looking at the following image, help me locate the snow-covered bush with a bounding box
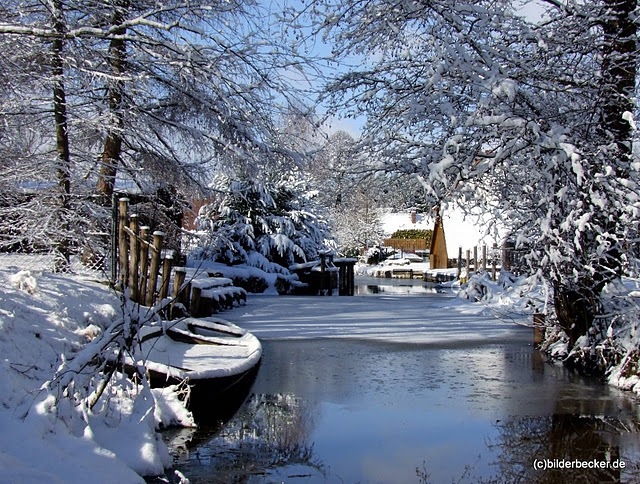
[35,298,195,476]
[194,173,335,276]
[0,269,195,481]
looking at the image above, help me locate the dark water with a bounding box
[158,281,640,483]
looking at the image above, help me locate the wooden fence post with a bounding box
[118,198,129,286]
[191,286,202,317]
[466,249,471,280]
[473,246,478,275]
[457,246,462,279]
[482,245,487,272]
[348,262,354,296]
[492,243,498,281]
[319,253,326,295]
[158,251,173,303]
[327,253,334,296]
[533,313,545,345]
[170,267,187,319]
[138,226,150,303]
[128,214,139,303]
[146,231,164,307]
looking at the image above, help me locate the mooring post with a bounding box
[319,253,326,296]
[348,262,354,296]
[533,313,545,345]
[170,267,186,319]
[128,214,139,303]
[118,198,129,287]
[191,286,202,318]
[328,253,334,296]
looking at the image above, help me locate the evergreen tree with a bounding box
[195,171,334,274]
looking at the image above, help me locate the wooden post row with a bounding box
[117,198,178,307]
[146,231,164,307]
[118,198,129,286]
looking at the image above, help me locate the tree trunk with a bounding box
[553,284,597,348]
[96,3,128,200]
[555,0,637,348]
[594,0,636,286]
[601,0,636,156]
[51,0,71,272]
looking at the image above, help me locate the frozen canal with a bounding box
[158,279,640,483]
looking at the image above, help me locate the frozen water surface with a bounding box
[157,281,640,483]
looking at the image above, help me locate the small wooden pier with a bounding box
[289,253,357,296]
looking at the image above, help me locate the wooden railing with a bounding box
[116,197,246,318]
[117,197,173,306]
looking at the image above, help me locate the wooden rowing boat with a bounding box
[133,317,262,419]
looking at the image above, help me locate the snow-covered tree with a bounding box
[0,0,312,269]
[308,131,388,254]
[316,0,640,359]
[195,170,334,275]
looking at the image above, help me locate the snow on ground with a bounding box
[0,258,637,482]
[0,267,193,483]
[0,260,537,482]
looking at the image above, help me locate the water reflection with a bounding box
[153,310,640,484]
[163,397,640,484]
[356,284,440,296]
[418,414,640,483]
[160,393,324,483]
[355,277,442,296]
[490,415,640,483]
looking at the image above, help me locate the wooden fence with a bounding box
[116,197,174,306]
[454,243,526,281]
[383,238,428,253]
[116,197,246,318]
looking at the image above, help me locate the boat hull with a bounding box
[134,317,262,421]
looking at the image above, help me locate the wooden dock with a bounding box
[289,253,357,296]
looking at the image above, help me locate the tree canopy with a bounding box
[315,0,640,359]
[0,0,313,268]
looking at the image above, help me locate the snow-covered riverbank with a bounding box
[1,266,638,482]
[0,269,192,483]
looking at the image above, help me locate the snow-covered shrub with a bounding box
[195,173,334,275]
[35,297,194,477]
[231,274,270,294]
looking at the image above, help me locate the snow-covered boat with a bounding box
[134,317,262,418]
